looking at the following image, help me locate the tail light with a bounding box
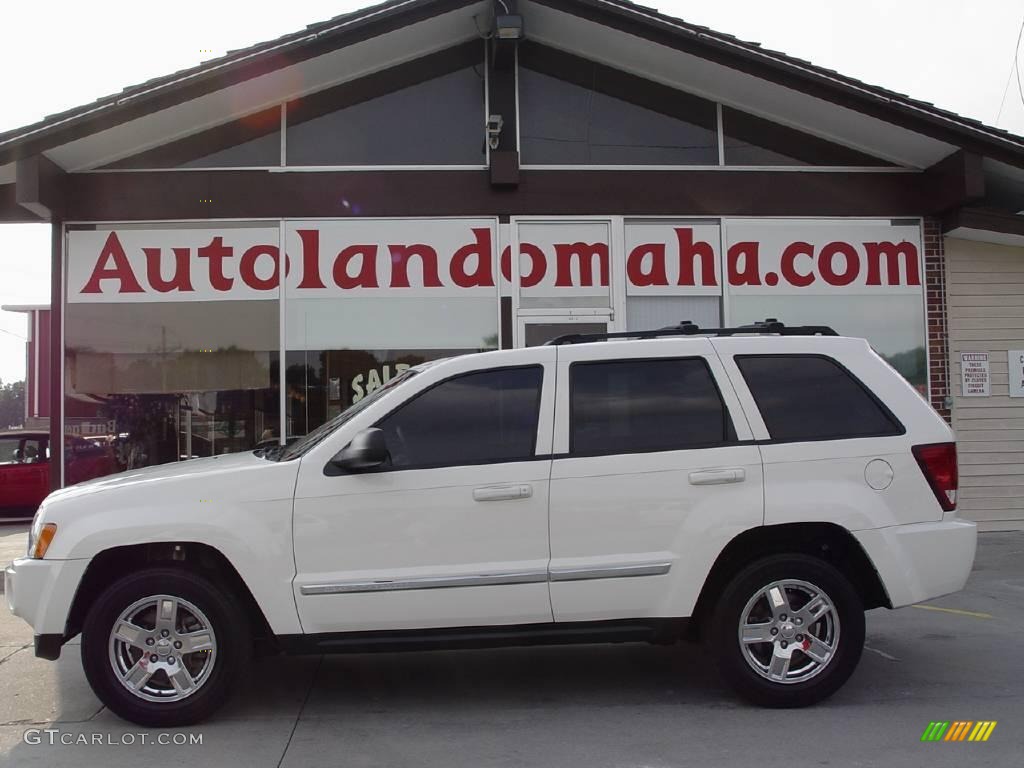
[912,442,958,513]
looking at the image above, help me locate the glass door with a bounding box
[509,217,619,347]
[519,318,609,347]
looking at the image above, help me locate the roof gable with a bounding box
[0,0,1022,173]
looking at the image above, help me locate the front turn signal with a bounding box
[33,524,57,559]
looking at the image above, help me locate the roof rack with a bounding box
[545,318,839,346]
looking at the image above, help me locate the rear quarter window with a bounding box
[736,354,902,442]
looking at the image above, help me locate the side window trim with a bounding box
[363,364,547,473]
[735,353,906,443]
[566,355,738,458]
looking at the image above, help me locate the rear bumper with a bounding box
[5,556,89,651]
[854,518,977,608]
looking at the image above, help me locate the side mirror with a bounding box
[330,428,388,471]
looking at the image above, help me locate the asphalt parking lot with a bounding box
[0,522,1020,768]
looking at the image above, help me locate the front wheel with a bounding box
[81,567,249,726]
[709,554,865,707]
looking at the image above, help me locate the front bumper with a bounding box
[854,517,977,608]
[5,556,90,657]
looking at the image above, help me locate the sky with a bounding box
[2,0,1024,383]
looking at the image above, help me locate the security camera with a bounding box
[486,114,504,150]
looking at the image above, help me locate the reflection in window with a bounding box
[727,294,927,392]
[570,358,734,454]
[738,355,901,441]
[285,348,485,439]
[285,295,499,438]
[519,68,719,165]
[722,107,893,166]
[103,107,282,169]
[376,366,543,469]
[64,299,280,476]
[286,66,485,166]
[179,131,281,168]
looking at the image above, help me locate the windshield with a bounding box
[273,368,419,461]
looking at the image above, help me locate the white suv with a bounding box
[5,323,976,726]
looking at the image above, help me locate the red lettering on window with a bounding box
[388,244,442,288]
[865,241,920,286]
[676,228,717,286]
[818,241,859,286]
[554,243,608,287]
[295,229,326,289]
[727,242,761,286]
[626,244,668,287]
[779,241,815,287]
[197,236,234,291]
[81,232,144,294]
[500,244,546,288]
[143,247,194,293]
[333,245,379,289]
[451,228,494,288]
[240,245,280,291]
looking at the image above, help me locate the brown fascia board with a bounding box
[0,183,45,222]
[0,0,477,167]
[534,0,1024,169]
[921,150,985,214]
[943,207,1024,237]
[15,155,66,220]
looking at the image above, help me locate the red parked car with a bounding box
[0,431,116,520]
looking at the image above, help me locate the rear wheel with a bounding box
[709,554,864,707]
[81,567,249,726]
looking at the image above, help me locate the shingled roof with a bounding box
[2,0,1023,167]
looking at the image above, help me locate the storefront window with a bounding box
[623,220,723,331]
[518,44,719,166]
[722,107,893,167]
[723,220,927,392]
[283,220,500,437]
[64,225,281,481]
[286,56,485,166]
[519,67,719,166]
[103,107,282,169]
[728,295,927,389]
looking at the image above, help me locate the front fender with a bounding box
[41,458,302,635]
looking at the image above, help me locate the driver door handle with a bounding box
[473,484,533,502]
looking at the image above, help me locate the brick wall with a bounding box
[924,218,950,422]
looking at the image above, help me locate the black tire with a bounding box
[708,554,864,708]
[81,567,250,726]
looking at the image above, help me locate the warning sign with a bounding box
[960,352,991,397]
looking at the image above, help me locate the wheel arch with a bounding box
[65,542,276,650]
[689,522,891,638]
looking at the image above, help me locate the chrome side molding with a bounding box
[548,562,672,582]
[300,571,547,595]
[300,561,672,595]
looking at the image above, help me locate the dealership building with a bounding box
[3,0,1024,529]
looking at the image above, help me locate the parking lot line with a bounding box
[911,605,993,619]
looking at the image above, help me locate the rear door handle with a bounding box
[688,468,746,486]
[473,484,533,502]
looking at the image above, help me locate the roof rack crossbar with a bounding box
[544,318,838,345]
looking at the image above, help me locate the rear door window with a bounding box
[736,355,902,441]
[569,358,735,455]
